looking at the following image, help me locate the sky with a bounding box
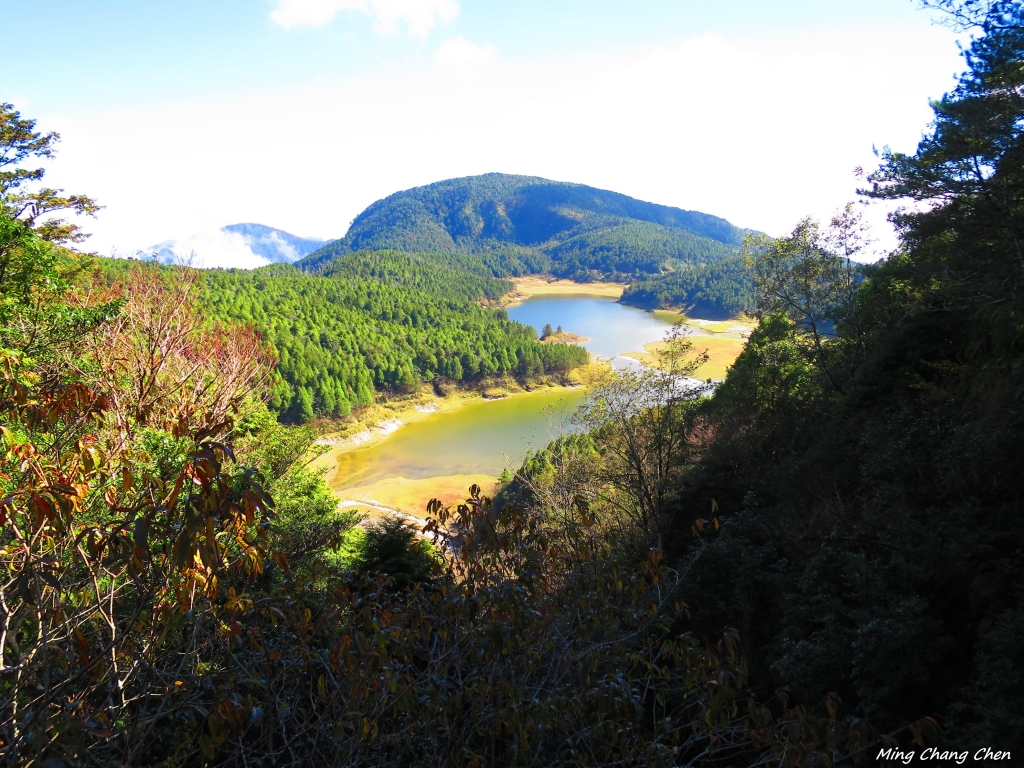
[2,0,966,260]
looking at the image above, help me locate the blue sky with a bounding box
[3,1,964,257]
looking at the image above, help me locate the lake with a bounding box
[332,295,684,495]
[334,388,587,488]
[506,293,709,369]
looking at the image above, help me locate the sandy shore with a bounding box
[622,335,747,381]
[337,473,500,520]
[500,276,627,307]
[619,314,754,380]
[652,310,756,337]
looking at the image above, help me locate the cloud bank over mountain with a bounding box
[145,224,326,269]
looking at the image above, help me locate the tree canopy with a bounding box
[0,102,100,244]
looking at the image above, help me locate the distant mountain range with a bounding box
[146,223,326,270]
[298,173,752,282]
[140,175,755,316]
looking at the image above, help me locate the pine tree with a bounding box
[296,386,314,423]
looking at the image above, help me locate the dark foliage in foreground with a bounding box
[664,1,1024,751]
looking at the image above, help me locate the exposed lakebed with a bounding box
[327,294,721,516]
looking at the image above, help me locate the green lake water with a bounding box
[335,389,587,487]
[335,295,689,487]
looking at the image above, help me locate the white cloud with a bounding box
[265,231,301,262]
[143,229,272,270]
[372,0,458,39]
[270,0,458,39]
[433,36,498,68]
[44,23,961,259]
[270,0,364,29]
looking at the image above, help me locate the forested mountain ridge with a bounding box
[298,173,752,285]
[92,247,589,424]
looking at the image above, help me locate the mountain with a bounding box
[148,223,326,270]
[298,174,752,282]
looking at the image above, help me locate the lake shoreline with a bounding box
[315,383,598,518]
[337,473,501,521]
[312,288,755,516]
[310,358,610,475]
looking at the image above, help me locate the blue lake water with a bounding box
[506,294,705,369]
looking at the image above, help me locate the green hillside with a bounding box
[97,250,589,423]
[299,173,751,284]
[200,253,588,422]
[620,255,756,319]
